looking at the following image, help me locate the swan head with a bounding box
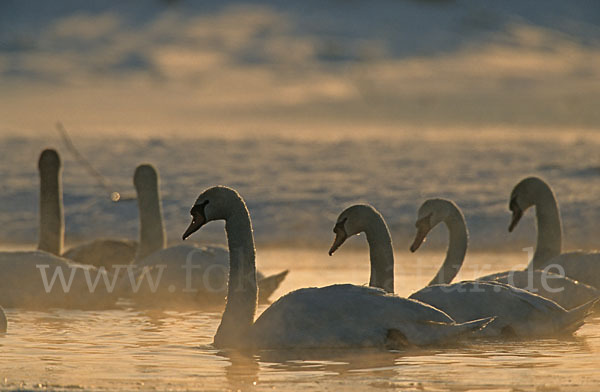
[182,186,244,240]
[410,199,457,252]
[38,149,61,172]
[508,177,549,232]
[328,204,381,256]
[134,164,158,191]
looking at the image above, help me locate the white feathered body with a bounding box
[63,238,138,269]
[531,251,600,290]
[126,244,284,307]
[410,281,595,337]
[250,284,491,349]
[0,251,118,309]
[478,270,599,310]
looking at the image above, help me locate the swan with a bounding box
[47,154,286,304]
[411,196,599,309]
[329,201,597,337]
[407,199,597,335]
[125,165,287,306]
[0,149,118,309]
[182,186,493,349]
[501,176,600,289]
[35,149,137,268]
[328,204,394,293]
[0,306,6,332]
[61,163,164,268]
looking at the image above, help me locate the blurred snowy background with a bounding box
[0,1,599,256]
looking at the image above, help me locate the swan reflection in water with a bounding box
[220,351,259,391]
[218,333,594,390]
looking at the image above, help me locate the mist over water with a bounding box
[0,131,598,255]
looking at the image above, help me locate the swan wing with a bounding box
[480,270,599,310]
[0,251,117,309]
[537,252,600,289]
[410,281,587,336]
[63,238,138,269]
[250,284,489,349]
[130,244,286,306]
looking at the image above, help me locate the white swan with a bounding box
[126,165,287,307]
[0,150,118,309]
[182,186,492,349]
[52,157,286,304]
[0,306,6,332]
[407,199,597,336]
[35,149,137,268]
[410,196,599,309]
[328,204,394,293]
[61,163,164,268]
[502,176,600,289]
[329,201,596,337]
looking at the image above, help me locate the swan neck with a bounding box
[215,206,257,348]
[38,165,63,255]
[135,180,166,261]
[531,189,562,268]
[365,215,394,293]
[427,211,466,286]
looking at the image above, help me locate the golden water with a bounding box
[1,249,599,391]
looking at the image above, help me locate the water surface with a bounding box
[1,250,599,391]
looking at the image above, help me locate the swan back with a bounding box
[410,281,586,337]
[129,244,230,307]
[478,269,600,310]
[0,251,118,309]
[541,251,600,291]
[63,238,138,269]
[127,243,286,307]
[251,284,489,348]
[37,149,64,256]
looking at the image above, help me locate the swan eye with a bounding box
[333,217,347,233]
[190,200,209,217]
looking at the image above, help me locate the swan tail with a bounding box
[257,270,289,304]
[560,297,600,334]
